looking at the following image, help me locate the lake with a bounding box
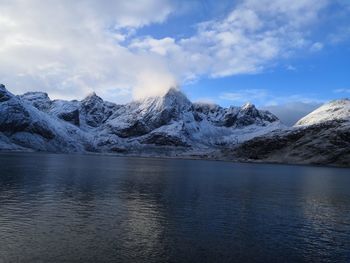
[0,152,349,262]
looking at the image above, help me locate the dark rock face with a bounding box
[57,109,80,126]
[0,99,31,134]
[30,121,55,140]
[232,129,305,159]
[111,120,150,138]
[223,112,238,127]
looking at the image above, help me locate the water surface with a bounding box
[0,153,349,262]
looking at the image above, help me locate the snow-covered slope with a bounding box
[295,99,350,126]
[1,85,93,152]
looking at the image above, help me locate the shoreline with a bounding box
[1,149,349,170]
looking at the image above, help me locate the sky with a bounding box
[0,0,350,125]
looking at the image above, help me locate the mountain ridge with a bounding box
[1,84,349,167]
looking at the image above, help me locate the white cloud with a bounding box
[0,0,347,102]
[131,0,332,82]
[132,69,177,99]
[0,0,175,101]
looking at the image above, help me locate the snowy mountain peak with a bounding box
[161,87,191,109]
[82,91,103,102]
[134,87,191,114]
[241,102,255,110]
[295,98,350,126]
[163,87,183,97]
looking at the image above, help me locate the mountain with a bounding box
[1,84,349,167]
[0,85,282,155]
[0,84,93,152]
[229,99,350,167]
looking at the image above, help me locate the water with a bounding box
[0,153,349,263]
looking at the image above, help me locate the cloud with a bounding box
[131,0,332,82]
[0,0,348,102]
[0,0,175,101]
[132,69,177,99]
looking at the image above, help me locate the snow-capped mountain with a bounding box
[0,84,282,155]
[1,84,349,166]
[230,99,350,167]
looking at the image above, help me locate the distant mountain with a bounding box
[230,99,350,167]
[1,84,349,167]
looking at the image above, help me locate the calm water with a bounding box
[0,153,349,263]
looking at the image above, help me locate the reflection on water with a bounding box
[0,152,349,263]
